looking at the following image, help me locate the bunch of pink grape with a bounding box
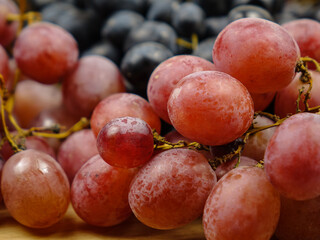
[1,1,320,240]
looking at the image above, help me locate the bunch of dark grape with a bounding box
[0,1,320,240]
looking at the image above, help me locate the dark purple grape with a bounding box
[146,0,180,24]
[81,40,122,66]
[228,4,274,23]
[101,10,144,48]
[120,41,173,94]
[204,16,229,37]
[171,2,206,38]
[124,21,178,54]
[192,37,216,62]
[231,0,285,14]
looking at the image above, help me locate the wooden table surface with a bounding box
[0,205,206,240]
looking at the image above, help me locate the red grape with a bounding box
[265,112,320,200]
[167,71,254,146]
[57,129,98,182]
[0,135,56,161]
[97,117,154,168]
[1,149,70,228]
[147,55,216,123]
[242,115,276,161]
[13,22,79,84]
[91,93,161,137]
[282,19,320,69]
[203,166,280,240]
[13,79,62,128]
[71,154,138,227]
[214,156,258,180]
[129,149,216,230]
[213,18,300,93]
[250,91,275,112]
[275,70,320,118]
[0,0,19,47]
[62,55,125,118]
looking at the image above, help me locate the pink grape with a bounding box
[250,91,275,111]
[62,55,125,118]
[13,79,62,128]
[167,70,254,146]
[57,129,98,182]
[275,195,320,240]
[275,70,320,118]
[203,166,280,240]
[213,18,300,93]
[97,117,154,168]
[0,135,56,161]
[265,112,320,200]
[13,22,79,84]
[0,0,19,47]
[147,55,216,123]
[282,19,320,69]
[128,149,217,230]
[1,149,70,228]
[71,154,138,227]
[214,156,258,180]
[91,92,161,137]
[242,115,277,161]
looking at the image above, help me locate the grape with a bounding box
[97,117,154,168]
[167,70,254,146]
[212,18,300,93]
[0,0,19,47]
[275,70,320,118]
[1,149,70,228]
[264,112,320,200]
[0,135,56,161]
[147,55,216,123]
[214,156,258,180]
[242,115,277,161]
[71,154,138,227]
[282,19,320,69]
[91,92,161,137]
[203,166,280,240]
[13,22,79,84]
[57,129,98,182]
[13,79,62,128]
[0,44,10,86]
[0,157,4,205]
[250,91,275,112]
[128,149,216,230]
[275,195,320,240]
[62,55,125,118]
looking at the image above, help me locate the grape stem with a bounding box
[176,33,198,50]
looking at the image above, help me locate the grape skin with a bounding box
[203,166,280,240]
[71,154,138,227]
[13,22,79,84]
[128,149,217,230]
[1,149,70,228]
[265,112,320,200]
[212,18,300,93]
[167,70,254,146]
[97,117,154,168]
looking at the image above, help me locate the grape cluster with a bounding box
[0,1,320,240]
